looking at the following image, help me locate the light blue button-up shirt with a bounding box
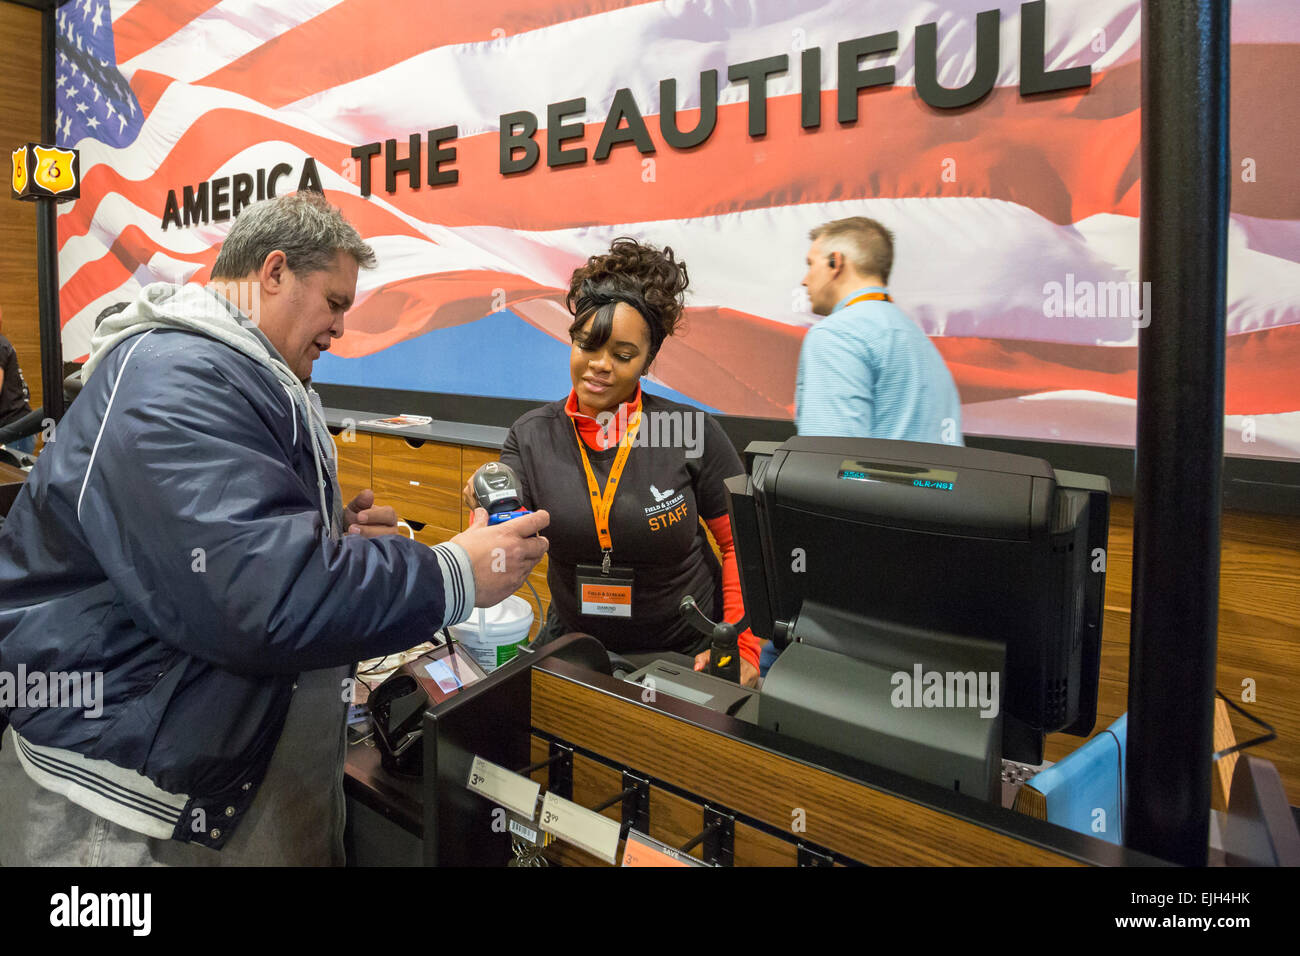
[795,287,964,444]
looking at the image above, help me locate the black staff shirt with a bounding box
[501,392,745,656]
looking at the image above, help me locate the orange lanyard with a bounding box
[571,398,644,572]
[845,291,892,306]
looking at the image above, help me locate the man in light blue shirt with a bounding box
[762,219,963,677]
[795,217,963,445]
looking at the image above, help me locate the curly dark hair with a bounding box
[565,237,689,364]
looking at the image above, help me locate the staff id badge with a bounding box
[576,563,635,618]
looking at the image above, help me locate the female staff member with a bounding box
[467,238,759,685]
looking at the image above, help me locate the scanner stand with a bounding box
[758,600,1005,803]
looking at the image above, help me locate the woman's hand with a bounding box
[694,650,759,688]
[343,489,403,538]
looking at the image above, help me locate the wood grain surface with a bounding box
[0,4,44,413]
[531,667,1085,866]
[330,431,372,504]
[1045,497,1300,807]
[526,735,800,866]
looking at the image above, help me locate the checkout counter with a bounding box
[340,634,1175,868]
[338,430,1168,867]
[343,635,1159,867]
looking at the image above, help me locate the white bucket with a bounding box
[448,595,535,673]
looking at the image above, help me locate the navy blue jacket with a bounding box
[0,329,472,848]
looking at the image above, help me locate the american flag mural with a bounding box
[56,0,1300,457]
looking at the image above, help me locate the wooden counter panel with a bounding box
[0,3,44,413]
[1047,588,1298,805]
[526,737,810,867]
[1218,542,1300,625]
[412,522,465,553]
[371,435,461,530]
[531,669,1083,866]
[643,779,800,867]
[331,432,372,502]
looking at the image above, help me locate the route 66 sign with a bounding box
[11,143,80,201]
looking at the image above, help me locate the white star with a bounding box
[68,61,79,78]
[127,99,136,117]
[104,101,116,120]
[63,115,72,138]
[81,73,90,88]
[56,74,67,87]
[65,85,77,99]
[81,0,91,18]
[76,102,89,114]
[117,114,127,134]
[91,5,104,34]
[86,116,100,130]
[58,50,67,65]
[92,86,101,103]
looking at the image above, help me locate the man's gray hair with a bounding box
[211,191,376,280]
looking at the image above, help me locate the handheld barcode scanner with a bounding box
[471,461,532,525]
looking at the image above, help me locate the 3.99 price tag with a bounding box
[538,791,622,864]
[465,756,540,818]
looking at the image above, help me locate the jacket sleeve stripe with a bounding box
[431,542,475,628]
[280,383,298,446]
[76,330,155,523]
[14,733,184,839]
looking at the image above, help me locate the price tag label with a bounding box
[466,756,540,818]
[621,829,710,867]
[538,792,622,864]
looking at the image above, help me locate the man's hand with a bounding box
[451,508,550,608]
[694,650,760,688]
[344,489,403,538]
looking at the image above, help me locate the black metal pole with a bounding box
[1126,1,1230,866]
[36,2,65,424]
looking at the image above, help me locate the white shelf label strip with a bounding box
[466,755,541,819]
[538,791,622,864]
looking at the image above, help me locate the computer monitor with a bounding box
[725,437,1109,803]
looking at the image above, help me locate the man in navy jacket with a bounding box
[0,192,549,864]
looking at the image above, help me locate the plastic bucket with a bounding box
[448,595,535,673]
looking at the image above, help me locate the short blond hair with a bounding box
[809,217,894,284]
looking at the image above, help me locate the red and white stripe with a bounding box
[60,0,1300,452]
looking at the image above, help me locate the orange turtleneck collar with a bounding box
[564,385,642,451]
